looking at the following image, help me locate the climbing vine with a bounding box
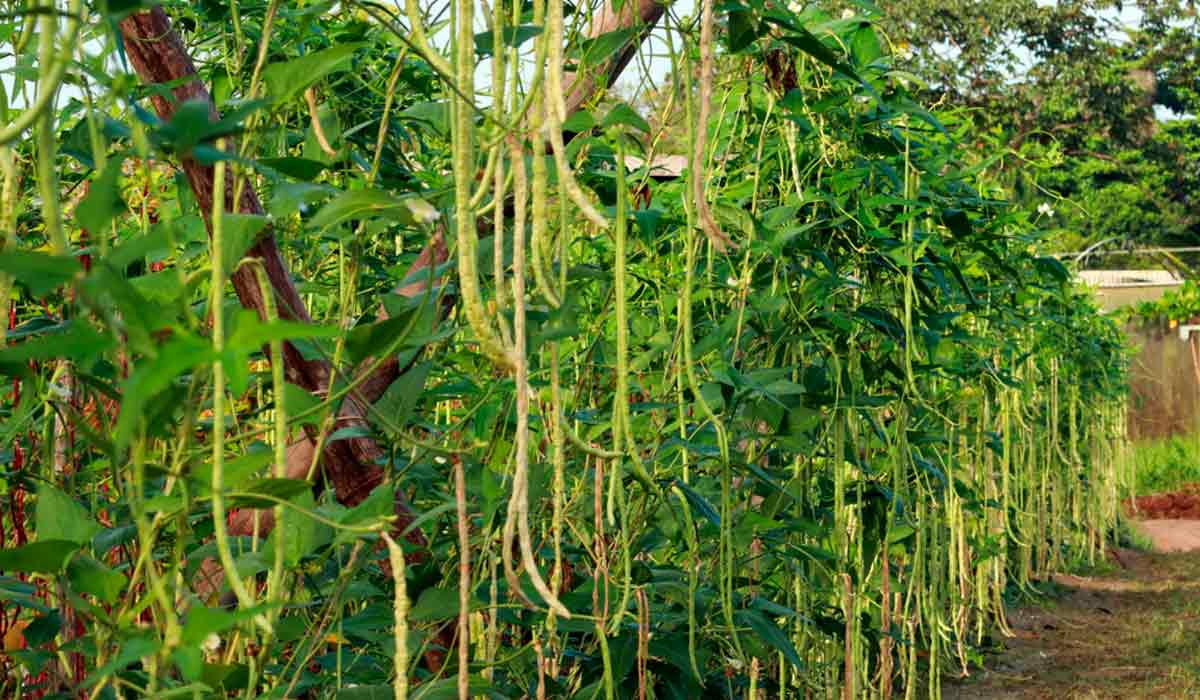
[0,1,1128,699]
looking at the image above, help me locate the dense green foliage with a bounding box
[0,1,1130,699]
[881,0,1200,254]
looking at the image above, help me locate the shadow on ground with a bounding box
[943,541,1200,700]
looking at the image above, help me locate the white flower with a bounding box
[435,455,448,465]
[203,633,221,654]
[787,0,802,12]
[726,276,739,287]
[896,43,914,61]
[841,8,855,19]
[1037,203,1055,217]
[406,199,442,225]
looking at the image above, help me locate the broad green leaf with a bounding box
[191,443,274,496]
[227,312,341,351]
[36,483,100,545]
[114,332,214,450]
[337,686,393,700]
[308,189,419,230]
[221,214,270,270]
[370,361,430,434]
[408,586,459,622]
[410,677,495,700]
[0,322,113,373]
[283,382,323,427]
[673,480,720,527]
[22,611,61,646]
[601,103,650,134]
[850,22,882,66]
[229,478,312,508]
[263,44,366,105]
[334,484,394,544]
[66,552,125,604]
[258,157,328,181]
[80,632,159,688]
[735,609,803,670]
[279,490,328,566]
[0,540,79,574]
[76,162,126,235]
[108,226,175,273]
[0,251,81,296]
[475,24,543,56]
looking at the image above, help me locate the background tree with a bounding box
[879,0,1200,255]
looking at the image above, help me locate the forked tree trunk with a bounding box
[118,8,429,545]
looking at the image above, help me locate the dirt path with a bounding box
[943,523,1200,699]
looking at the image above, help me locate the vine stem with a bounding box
[208,144,268,632]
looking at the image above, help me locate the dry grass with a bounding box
[943,547,1200,699]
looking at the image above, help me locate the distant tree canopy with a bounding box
[878,0,1200,253]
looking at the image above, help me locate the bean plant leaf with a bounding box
[76,162,126,235]
[230,478,312,508]
[735,609,803,670]
[36,483,100,546]
[602,103,650,134]
[0,251,81,296]
[0,540,79,574]
[262,43,367,106]
[66,552,126,604]
[474,25,543,56]
[308,189,420,230]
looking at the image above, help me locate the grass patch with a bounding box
[1132,430,1200,495]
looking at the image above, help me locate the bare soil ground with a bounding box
[943,523,1200,699]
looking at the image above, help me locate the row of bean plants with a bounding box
[0,0,1130,698]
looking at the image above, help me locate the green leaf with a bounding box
[36,482,100,545]
[22,612,61,646]
[280,490,328,566]
[180,605,270,646]
[308,189,418,230]
[77,162,126,235]
[335,484,394,544]
[66,553,126,604]
[0,322,113,373]
[410,677,495,700]
[408,586,459,622]
[562,110,596,133]
[229,478,312,508]
[371,362,431,435]
[0,251,81,296]
[850,23,882,66]
[263,43,367,105]
[114,332,214,451]
[258,157,328,181]
[191,443,273,496]
[574,27,635,66]
[0,540,79,574]
[80,632,159,688]
[736,609,803,670]
[221,214,270,270]
[284,382,323,427]
[400,101,451,137]
[725,8,761,52]
[673,480,720,527]
[601,103,650,134]
[475,24,543,56]
[336,686,393,700]
[227,313,341,351]
[764,14,861,81]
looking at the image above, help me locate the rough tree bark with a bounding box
[118,8,430,545]
[563,0,668,117]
